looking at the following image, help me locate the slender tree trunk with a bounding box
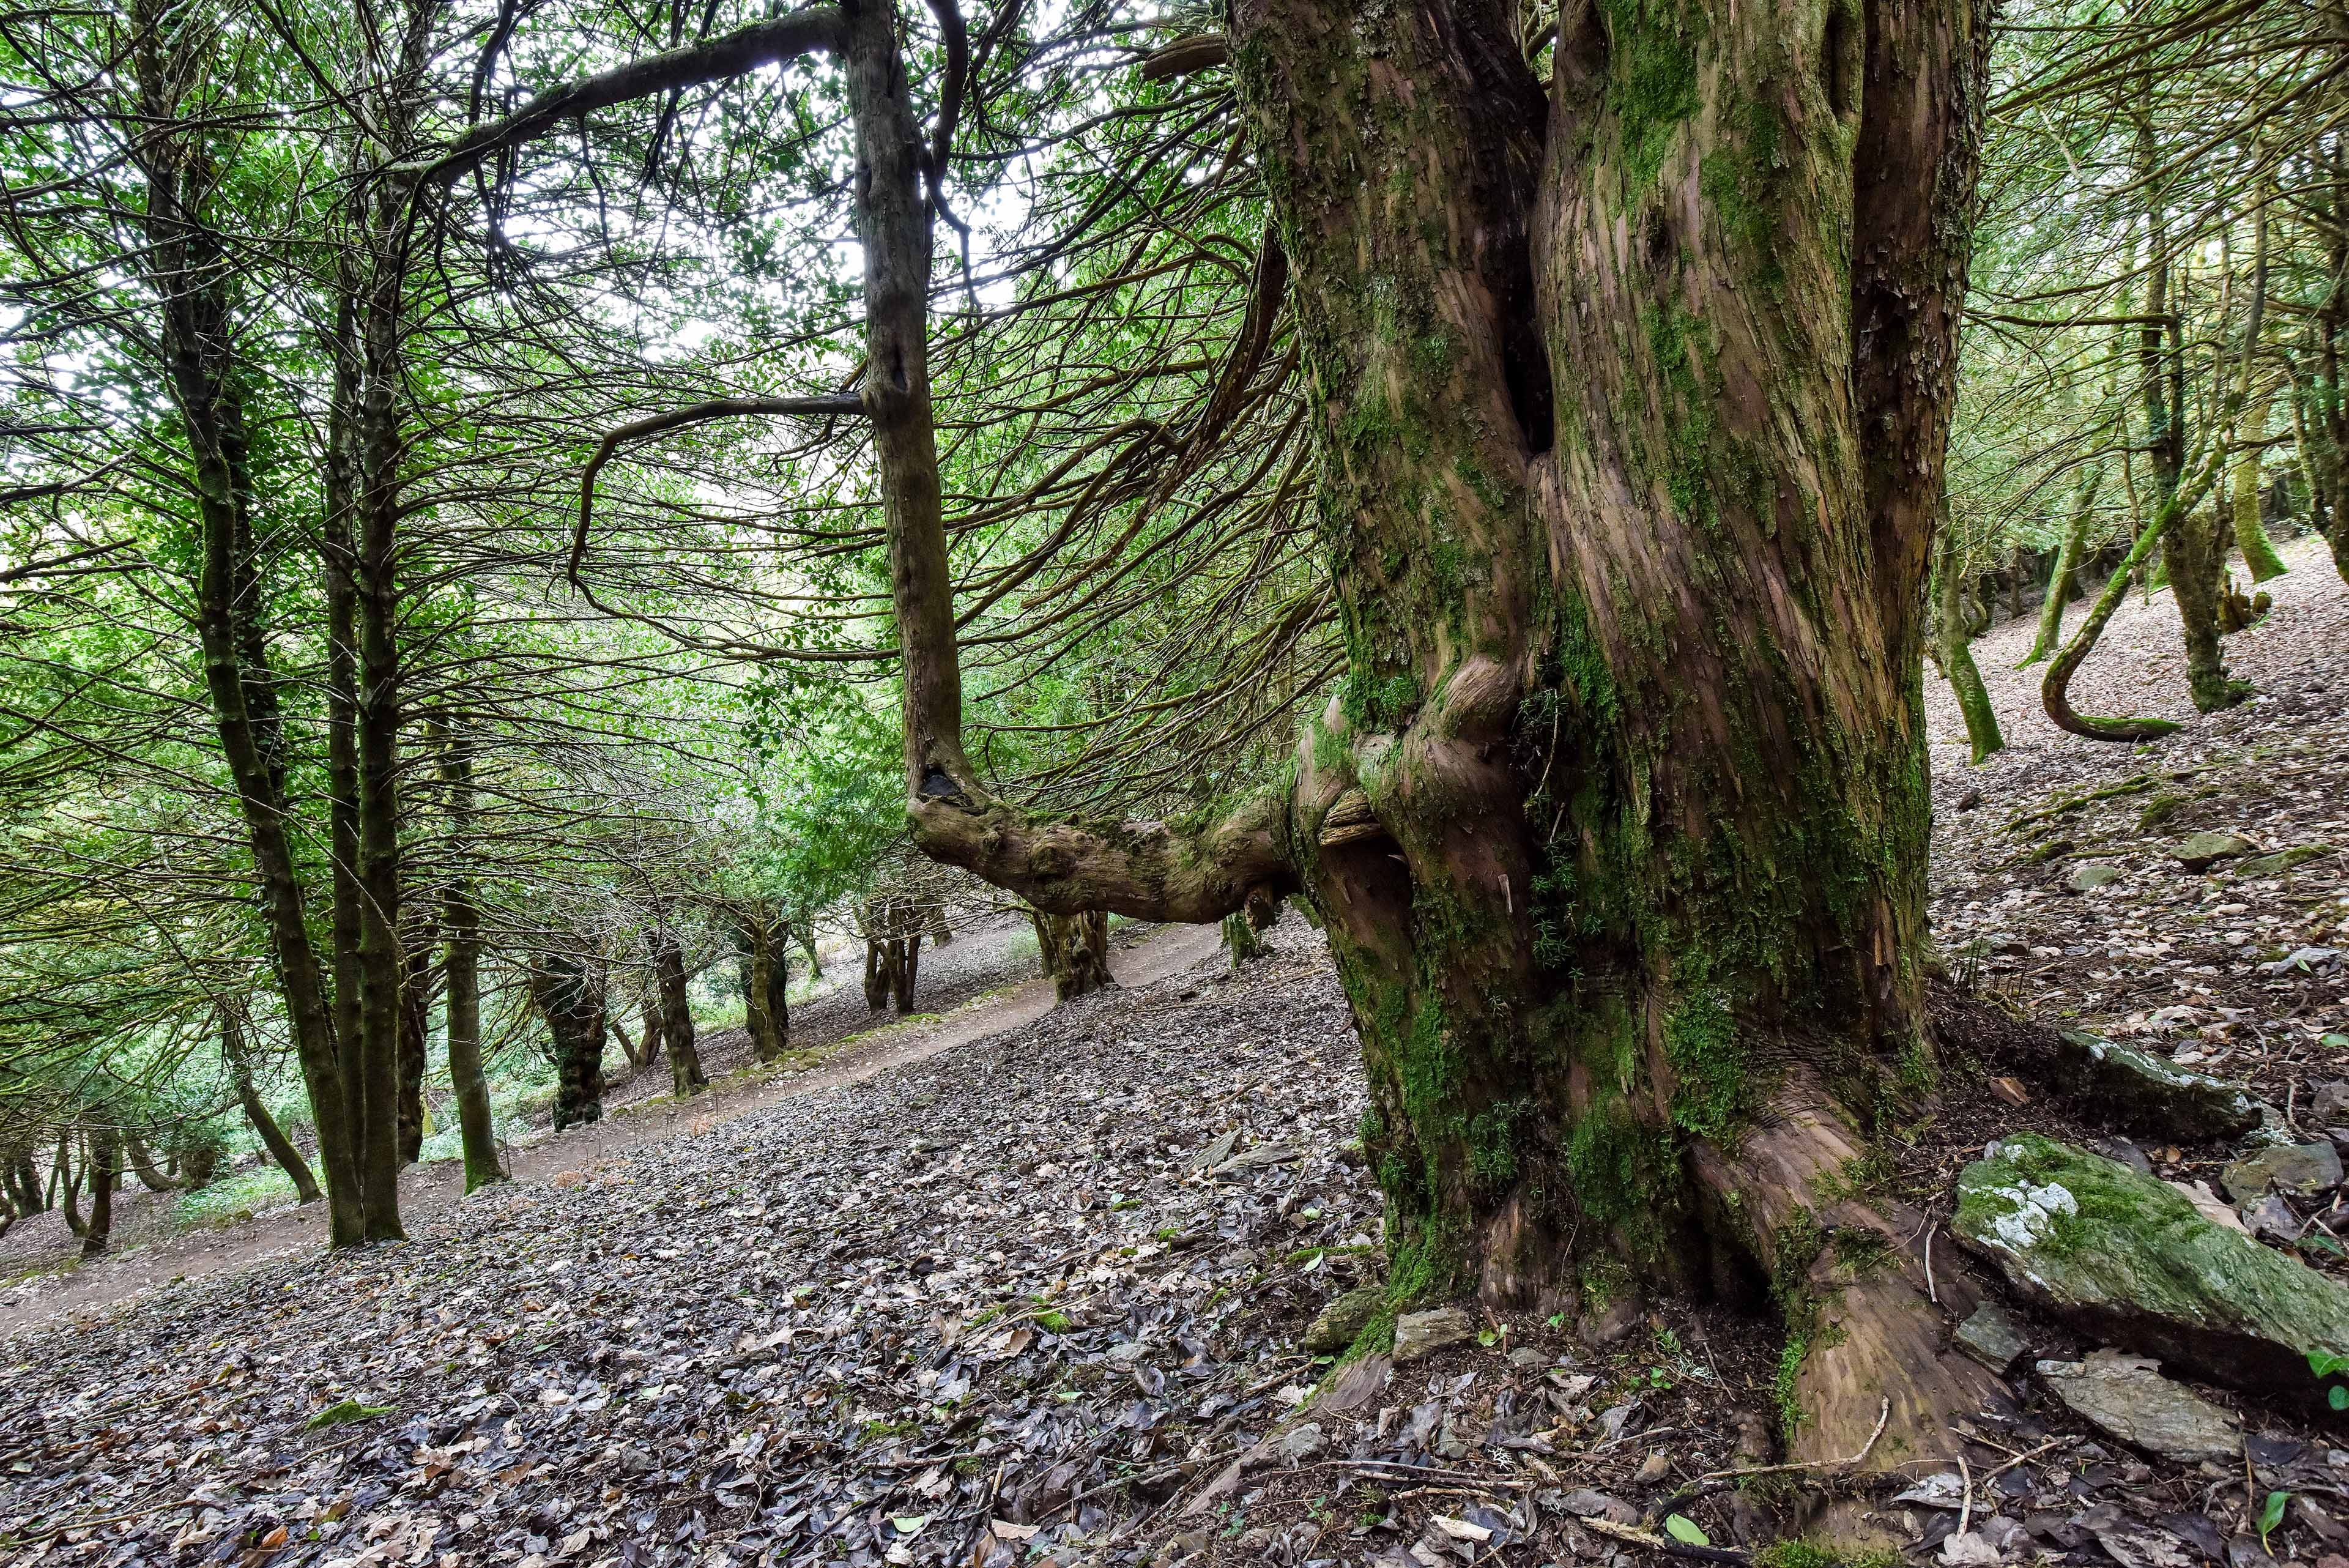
[132,2,363,1244]
[655,931,706,1096]
[2321,141,2349,586]
[54,1134,83,1238]
[123,1133,177,1193]
[1933,534,2003,764]
[396,918,436,1165]
[2022,461,2103,665]
[2137,116,2242,712]
[438,724,505,1192]
[1221,911,1263,968]
[81,1120,120,1257]
[926,904,952,946]
[222,1005,322,1203]
[1031,908,1115,1002]
[2232,379,2288,582]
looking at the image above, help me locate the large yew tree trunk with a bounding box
[880,0,1999,1463]
[478,0,1995,1472]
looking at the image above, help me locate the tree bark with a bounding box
[54,1134,83,1238]
[123,1132,177,1193]
[2136,114,2243,714]
[743,908,790,1063]
[131,0,364,1244]
[222,1005,322,1203]
[2231,378,2288,582]
[1933,533,2003,764]
[655,930,707,1096]
[529,948,609,1130]
[1031,908,1115,1003]
[81,1120,120,1257]
[396,916,436,1166]
[2021,460,2103,666]
[438,725,505,1192]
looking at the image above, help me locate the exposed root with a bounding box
[1694,1076,2008,1470]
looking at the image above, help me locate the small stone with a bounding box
[1634,1451,1672,1484]
[2262,946,2345,976]
[2038,1350,2241,1464]
[1956,1302,2033,1375]
[1300,1284,1385,1354]
[2099,1138,2154,1174]
[1507,1345,1548,1368]
[2069,863,2123,892]
[2222,1142,2343,1201]
[2172,832,2258,872]
[1277,1422,1326,1466]
[2315,1083,2349,1123]
[1958,788,1984,811]
[1392,1306,1477,1364]
[2243,1194,2306,1243]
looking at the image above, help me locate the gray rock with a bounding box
[1560,1490,1638,1526]
[1277,1422,1326,1465]
[2243,1194,2305,1244]
[1300,1284,1386,1354]
[2314,1082,2349,1124]
[2236,844,2336,879]
[1392,1306,1477,1364]
[2260,946,2344,976]
[2037,1350,2241,1464]
[2099,1138,2154,1174]
[1956,1301,2034,1375]
[2173,832,2258,872]
[2223,1141,2343,1201]
[2044,1029,2261,1141]
[2069,863,2123,893]
[1954,1134,2349,1400]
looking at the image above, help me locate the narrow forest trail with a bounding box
[0,918,1222,1337]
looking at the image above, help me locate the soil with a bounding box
[1,548,2345,1568]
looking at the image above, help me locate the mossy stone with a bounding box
[1300,1284,1386,1354]
[2047,1029,2260,1141]
[1954,1133,2349,1406]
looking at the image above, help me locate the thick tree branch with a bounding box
[407,7,847,185]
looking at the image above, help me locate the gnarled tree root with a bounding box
[1694,1081,2009,1470]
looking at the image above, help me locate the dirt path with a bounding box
[0,918,1225,1338]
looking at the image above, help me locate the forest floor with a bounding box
[1,546,2345,1568]
[0,915,1214,1333]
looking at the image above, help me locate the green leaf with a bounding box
[303,1398,392,1430]
[891,1516,928,1536]
[2330,1386,2347,1411]
[2324,1035,2349,1049]
[1665,1515,1711,1547]
[2259,1490,2289,1547]
[2309,1350,2349,1378]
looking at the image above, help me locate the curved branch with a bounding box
[408,7,848,186]
[571,394,863,582]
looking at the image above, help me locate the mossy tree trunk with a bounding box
[2022,459,2102,666]
[1031,908,1113,1003]
[80,1119,119,1257]
[861,0,2005,1467]
[475,0,1996,1471]
[1932,532,2004,763]
[742,907,790,1063]
[529,948,609,1130]
[2136,116,2245,713]
[222,1004,323,1204]
[2231,378,2288,582]
[395,916,436,1166]
[655,928,707,1096]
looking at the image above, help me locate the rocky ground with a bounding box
[1,552,2346,1568]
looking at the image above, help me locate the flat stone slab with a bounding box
[1392,1306,1477,1364]
[2173,832,2258,872]
[2047,1029,2260,1142]
[2069,863,2123,892]
[2238,844,2336,878]
[1956,1301,2033,1375]
[2039,1350,2241,1464]
[2224,1142,2343,1201]
[1954,1134,2349,1402]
